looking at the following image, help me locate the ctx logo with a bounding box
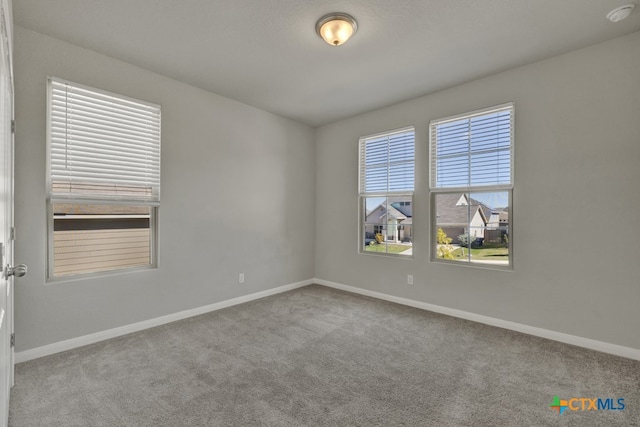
[549,396,625,414]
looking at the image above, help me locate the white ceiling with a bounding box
[13,0,640,127]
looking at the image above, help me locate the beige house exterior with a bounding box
[435,194,508,244]
[364,198,412,243]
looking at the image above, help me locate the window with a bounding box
[359,127,415,256]
[430,103,513,267]
[47,77,161,278]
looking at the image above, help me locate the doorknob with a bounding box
[5,264,27,279]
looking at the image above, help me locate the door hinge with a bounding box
[10,333,15,348]
[11,119,15,134]
[10,227,15,241]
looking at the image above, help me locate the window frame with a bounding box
[46,77,161,281]
[429,103,514,269]
[358,126,415,258]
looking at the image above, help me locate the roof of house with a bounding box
[474,202,493,223]
[435,193,488,226]
[365,200,410,222]
[380,204,407,221]
[390,201,412,218]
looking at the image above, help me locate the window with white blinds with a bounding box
[47,78,161,279]
[430,103,513,190]
[360,128,415,194]
[48,77,161,203]
[429,104,513,269]
[359,127,415,257]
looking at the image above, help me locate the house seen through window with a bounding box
[47,78,161,278]
[430,103,513,267]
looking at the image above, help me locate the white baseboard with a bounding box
[15,279,314,363]
[314,278,640,361]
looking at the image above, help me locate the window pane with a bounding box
[469,111,512,151]
[362,196,412,256]
[364,165,388,193]
[388,131,415,162]
[469,192,509,266]
[364,137,389,166]
[436,155,469,188]
[52,203,152,277]
[434,193,470,261]
[436,119,469,157]
[434,192,509,265]
[470,149,511,186]
[388,162,415,192]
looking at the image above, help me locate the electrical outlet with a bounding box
[407,275,414,285]
[239,273,245,284]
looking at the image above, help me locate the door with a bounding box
[0,3,18,425]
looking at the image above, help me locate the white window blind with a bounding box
[430,104,513,190]
[359,128,415,194]
[48,78,161,203]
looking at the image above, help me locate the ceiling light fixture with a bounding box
[607,4,635,22]
[316,13,358,46]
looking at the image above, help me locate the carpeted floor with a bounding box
[8,285,640,426]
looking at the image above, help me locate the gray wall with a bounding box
[14,27,316,352]
[315,31,640,350]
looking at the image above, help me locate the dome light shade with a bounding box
[607,4,634,22]
[316,13,358,46]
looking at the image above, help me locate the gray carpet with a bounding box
[8,285,640,426]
